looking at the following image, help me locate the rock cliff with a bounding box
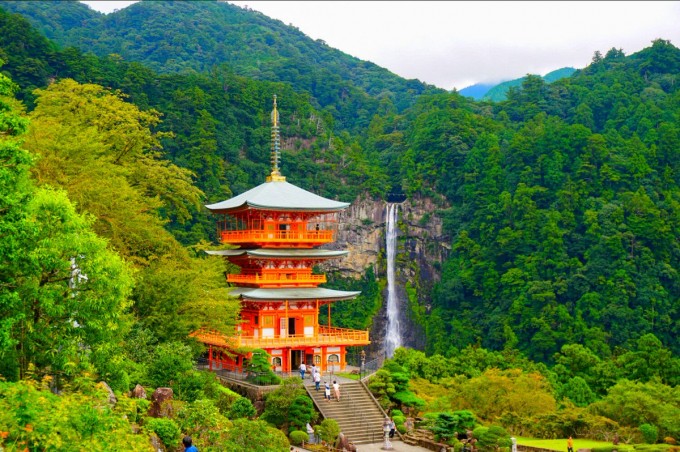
[322,193,450,353]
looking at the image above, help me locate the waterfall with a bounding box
[385,203,402,358]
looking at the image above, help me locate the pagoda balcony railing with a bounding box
[227,273,326,286]
[192,325,370,349]
[219,229,334,245]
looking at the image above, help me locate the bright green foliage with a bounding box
[0,69,134,383]
[146,341,194,390]
[175,398,231,449]
[639,423,659,444]
[223,418,290,452]
[317,418,340,444]
[145,417,180,449]
[473,425,512,451]
[588,379,680,439]
[227,397,256,420]
[0,379,151,451]
[288,430,309,446]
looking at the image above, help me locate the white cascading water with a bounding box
[385,203,402,358]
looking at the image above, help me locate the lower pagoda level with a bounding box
[193,288,369,373]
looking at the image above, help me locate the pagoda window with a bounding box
[254,315,259,325]
[328,354,339,363]
[272,357,282,366]
[314,355,321,365]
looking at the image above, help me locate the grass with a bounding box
[515,436,620,450]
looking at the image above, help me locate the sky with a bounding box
[81,1,680,90]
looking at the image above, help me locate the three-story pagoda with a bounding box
[193,96,370,373]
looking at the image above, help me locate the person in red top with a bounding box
[567,436,574,452]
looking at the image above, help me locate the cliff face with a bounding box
[323,194,450,353]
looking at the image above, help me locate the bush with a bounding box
[289,430,309,446]
[145,417,181,449]
[640,424,659,444]
[228,397,256,419]
[214,385,241,415]
[318,419,340,444]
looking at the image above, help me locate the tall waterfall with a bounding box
[385,203,402,358]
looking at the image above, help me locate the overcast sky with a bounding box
[81,1,680,90]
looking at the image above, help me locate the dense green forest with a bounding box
[1,1,679,450]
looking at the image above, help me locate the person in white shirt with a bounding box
[299,362,307,379]
[333,380,341,401]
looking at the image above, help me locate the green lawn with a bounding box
[515,437,620,451]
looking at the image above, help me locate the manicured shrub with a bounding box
[640,423,659,444]
[289,430,309,446]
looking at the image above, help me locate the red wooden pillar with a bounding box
[208,345,213,370]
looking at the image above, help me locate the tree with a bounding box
[0,69,134,383]
[261,377,307,428]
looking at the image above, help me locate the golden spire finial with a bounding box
[267,94,286,182]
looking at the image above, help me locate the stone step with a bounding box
[306,381,391,445]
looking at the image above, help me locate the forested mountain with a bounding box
[483,66,577,101]
[0,0,443,131]
[369,41,680,363]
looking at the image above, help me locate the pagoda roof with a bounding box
[230,287,360,301]
[205,249,348,259]
[206,180,349,213]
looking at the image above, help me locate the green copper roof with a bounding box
[206,249,348,258]
[230,287,360,301]
[206,180,349,212]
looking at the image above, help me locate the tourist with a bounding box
[567,436,574,452]
[333,380,341,401]
[299,362,306,379]
[324,381,332,401]
[314,370,321,391]
[388,417,396,438]
[182,436,198,452]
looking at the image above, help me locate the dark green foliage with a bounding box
[287,395,315,431]
[320,266,382,330]
[432,411,476,442]
[1,0,442,132]
[244,349,281,385]
[483,67,576,102]
[261,378,308,428]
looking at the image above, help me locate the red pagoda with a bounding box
[193,96,370,374]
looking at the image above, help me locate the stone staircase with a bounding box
[305,380,387,445]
